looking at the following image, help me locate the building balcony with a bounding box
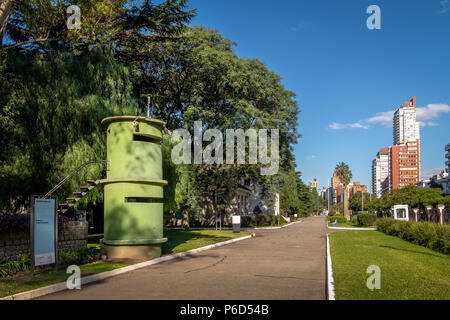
[447,160,450,167]
[446,143,450,152]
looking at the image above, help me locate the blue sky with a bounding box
[188,0,450,190]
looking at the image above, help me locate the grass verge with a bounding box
[329,230,450,300]
[0,261,127,298]
[162,230,252,255]
[327,221,374,228]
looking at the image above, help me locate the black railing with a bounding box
[43,160,108,199]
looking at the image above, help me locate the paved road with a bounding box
[39,216,327,300]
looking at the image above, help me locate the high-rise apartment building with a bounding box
[446,143,450,171]
[393,96,420,145]
[372,148,389,198]
[379,97,421,195]
[384,141,420,193]
[309,179,318,192]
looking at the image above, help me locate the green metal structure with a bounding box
[100,116,168,260]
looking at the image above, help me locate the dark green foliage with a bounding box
[0,254,30,277]
[349,191,371,212]
[376,218,450,254]
[255,214,266,227]
[367,186,447,213]
[240,216,254,227]
[58,247,101,267]
[254,214,278,227]
[2,0,195,52]
[356,213,377,227]
[0,48,137,211]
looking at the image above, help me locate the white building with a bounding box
[446,143,450,171]
[393,97,420,145]
[372,148,389,198]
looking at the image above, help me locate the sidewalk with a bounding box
[38,216,327,300]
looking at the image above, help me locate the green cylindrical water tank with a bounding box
[101,116,168,261]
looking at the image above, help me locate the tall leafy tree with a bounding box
[137,27,300,222]
[0,48,137,211]
[349,191,370,212]
[334,162,352,220]
[1,0,195,51]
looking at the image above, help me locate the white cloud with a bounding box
[306,155,316,160]
[329,103,450,130]
[416,103,450,121]
[440,0,449,14]
[329,122,369,130]
[421,168,445,180]
[366,110,395,127]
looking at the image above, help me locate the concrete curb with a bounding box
[1,234,254,301]
[253,219,303,230]
[326,235,335,300]
[327,227,377,231]
[165,219,303,231]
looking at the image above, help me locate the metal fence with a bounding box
[376,207,449,224]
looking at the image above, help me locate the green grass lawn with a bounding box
[162,229,251,255]
[0,261,127,298]
[327,221,374,228]
[1,229,251,298]
[329,231,450,300]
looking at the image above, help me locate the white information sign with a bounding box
[34,198,56,266]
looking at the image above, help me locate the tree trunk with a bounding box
[0,0,15,46]
[182,210,190,230]
[343,185,350,220]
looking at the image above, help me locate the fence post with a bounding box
[413,208,419,222]
[425,206,432,222]
[437,205,445,225]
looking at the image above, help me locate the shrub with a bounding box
[254,214,279,227]
[328,215,347,224]
[356,213,377,227]
[0,213,30,233]
[375,218,450,254]
[0,255,31,277]
[0,213,73,234]
[58,247,101,266]
[240,216,253,227]
[255,214,266,227]
[270,215,278,226]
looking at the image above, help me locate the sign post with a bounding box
[30,196,58,275]
[232,215,241,233]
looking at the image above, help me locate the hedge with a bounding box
[0,213,72,234]
[376,218,450,254]
[328,215,347,224]
[255,214,278,227]
[356,213,377,227]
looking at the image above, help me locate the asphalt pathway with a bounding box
[39,216,327,300]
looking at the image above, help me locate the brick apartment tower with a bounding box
[381,97,421,195]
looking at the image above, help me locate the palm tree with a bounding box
[334,162,353,220]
